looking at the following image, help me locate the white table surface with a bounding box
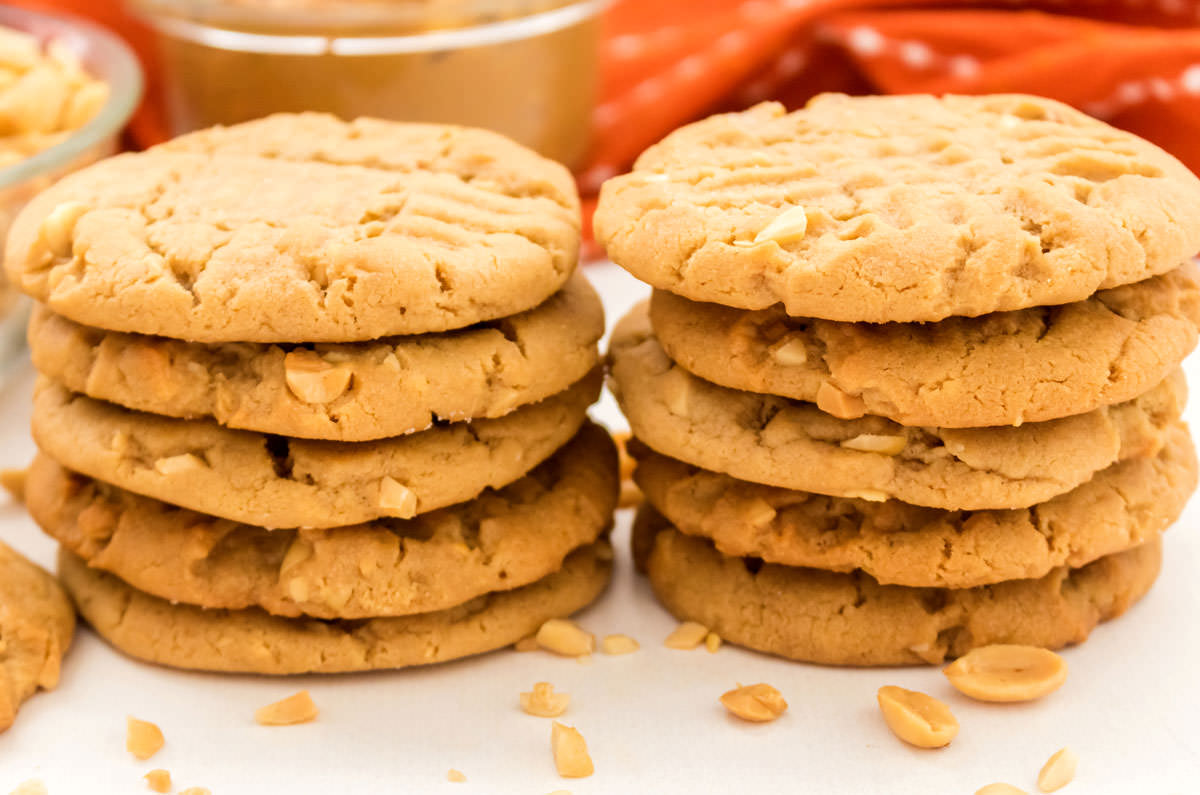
[1,262,1197,794]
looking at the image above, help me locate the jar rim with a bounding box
[131,0,607,50]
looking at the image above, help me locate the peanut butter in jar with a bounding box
[131,0,603,168]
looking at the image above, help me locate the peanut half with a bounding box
[975,785,1027,795]
[876,686,958,749]
[944,645,1067,703]
[720,683,788,723]
[1037,747,1078,793]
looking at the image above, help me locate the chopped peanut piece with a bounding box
[976,785,1027,795]
[179,789,210,795]
[664,621,709,650]
[753,205,809,244]
[844,489,889,502]
[601,634,640,655]
[944,645,1067,703]
[770,337,808,366]
[126,717,165,760]
[705,632,722,653]
[816,381,866,419]
[377,476,419,518]
[153,453,205,476]
[535,619,594,657]
[284,350,352,404]
[144,770,172,793]
[446,769,466,783]
[255,690,318,726]
[521,682,570,718]
[876,686,958,749]
[9,781,46,795]
[840,433,906,455]
[513,635,539,652]
[0,467,27,503]
[1037,748,1078,793]
[720,683,787,722]
[550,722,594,779]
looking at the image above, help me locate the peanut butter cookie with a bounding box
[28,271,603,441]
[595,95,1200,323]
[0,539,74,732]
[31,424,617,619]
[6,113,580,342]
[609,304,1184,510]
[60,540,611,674]
[33,371,599,529]
[650,264,1200,428]
[633,421,1195,588]
[634,507,1162,666]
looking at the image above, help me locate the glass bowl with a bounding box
[0,6,143,376]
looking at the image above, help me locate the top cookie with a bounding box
[5,113,581,342]
[595,94,1200,323]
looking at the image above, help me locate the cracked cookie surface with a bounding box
[5,113,581,342]
[595,95,1200,323]
[59,540,612,674]
[29,271,603,441]
[32,370,600,529]
[30,423,617,619]
[609,304,1185,510]
[634,506,1162,666]
[633,421,1195,588]
[0,539,74,732]
[651,264,1200,428]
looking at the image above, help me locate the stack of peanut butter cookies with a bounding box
[6,113,618,674]
[597,94,1200,665]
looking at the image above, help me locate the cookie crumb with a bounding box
[975,785,1027,795]
[535,619,594,657]
[600,634,639,655]
[513,635,539,652]
[944,645,1067,703]
[0,467,27,503]
[664,621,708,650]
[550,722,594,779]
[704,632,722,653]
[9,780,46,795]
[719,683,787,722]
[876,686,958,749]
[1037,747,1078,792]
[255,690,319,726]
[446,769,466,783]
[521,682,570,718]
[126,716,165,760]
[144,770,171,793]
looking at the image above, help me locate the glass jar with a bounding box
[130,0,604,169]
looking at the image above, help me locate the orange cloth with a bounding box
[14,1,1200,226]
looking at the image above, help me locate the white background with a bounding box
[1,262,1197,793]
